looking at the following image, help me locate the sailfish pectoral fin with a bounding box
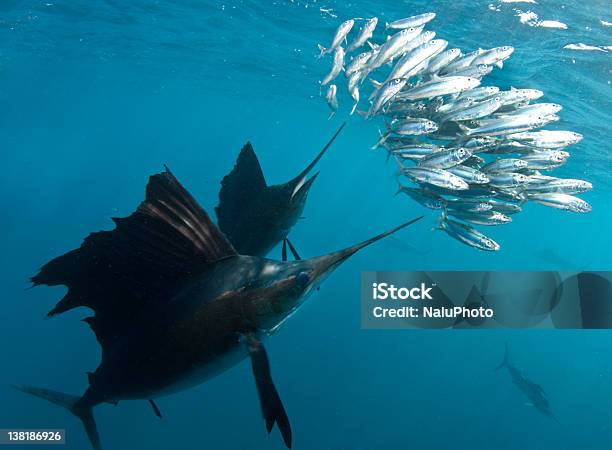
[285,239,301,261]
[281,239,301,262]
[244,333,292,449]
[148,400,163,419]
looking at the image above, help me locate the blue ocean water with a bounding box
[0,1,610,449]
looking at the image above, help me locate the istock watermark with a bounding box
[361,271,612,330]
[372,282,433,300]
[367,279,493,324]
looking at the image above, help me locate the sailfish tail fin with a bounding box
[495,342,509,371]
[12,385,102,450]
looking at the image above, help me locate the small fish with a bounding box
[383,98,430,114]
[438,215,501,251]
[347,72,361,115]
[445,198,493,213]
[396,30,437,58]
[404,57,433,78]
[481,158,528,173]
[499,103,563,118]
[388,118,438,136]
[496,88,544,106]
[425,48,462,74]
[349,90,359,115]
[457,86,500,101]
[463,154,486,168]
[487,140,535,155]
[367,26,424,71]
[525,178,592,195]
[486,199,522,214]
[367,78,408,117]
[447,209,512,226]
[419,147,472,169]
[439,49,485,75]
[318,19,354,57]
[459,136,498,153]
[462,114,554,137]
[427,185,496,198]
[444,63,493,79]
[442,96,503,122]
[388,144,440,160]
[471,46,514,68]
[320,46,345,86]
[563,43,607,52]
[508,130,583,148]
[401,166,470,190]
[528,193,592,213]
[436,97,476,115]
[495,187,528,203]
[347,18,378,52]
[523,174,555,184]
[372,134,430,150]
[326,84,338,118]
[399,76,481,100]
[386,39,448,81]
[396,184,444,209]
[347,70,362,92]
[386,12,436,30]
[394,150,438,161]
[521,151,569,170]
[488,173,529,187]
[345,52,371,76]
[446,165,490,184]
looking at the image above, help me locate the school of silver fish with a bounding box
[316,12,592,251]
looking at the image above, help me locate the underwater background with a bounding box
[0,0,610,449]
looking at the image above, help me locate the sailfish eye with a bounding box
[296,271,310,289]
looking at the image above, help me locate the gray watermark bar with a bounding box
[0,430,65,445]
[361,271,612,329]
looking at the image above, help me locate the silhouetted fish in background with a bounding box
[16,167,422,450]
[495,343,560,424]
[216,123,346,261]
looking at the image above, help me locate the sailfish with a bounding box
[16,167,423,450]
[215,123,346,261]
[495,343,560,424]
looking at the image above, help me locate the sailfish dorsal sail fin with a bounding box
[215,142,267,239]
[31,167,236,318]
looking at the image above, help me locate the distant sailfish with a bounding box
[16,167,424,450]
[216,123,345,260]
[495,343,560,424]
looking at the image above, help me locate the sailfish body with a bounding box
[496,343,559,423]
[18,167,422,450]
